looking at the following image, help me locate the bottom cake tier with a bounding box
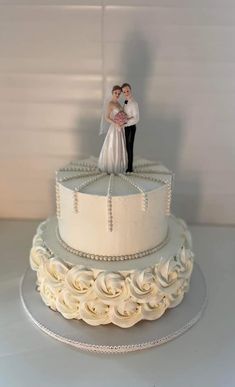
[30,215,194,328]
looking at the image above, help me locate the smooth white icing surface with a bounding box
[56,158,173,256]
[43,215,186,270]
[30,216,194,328]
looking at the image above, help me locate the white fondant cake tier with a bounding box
[29,215,194,328]
[56,157,173,257]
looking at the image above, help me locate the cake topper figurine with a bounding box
[98,83,139,174]
[122,83,139,172]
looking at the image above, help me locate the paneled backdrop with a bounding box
[1,0,235,224]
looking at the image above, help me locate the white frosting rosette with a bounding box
[37,258,69,310]
[93,271,129,305]
[32,234,44,250]
[110,299,141,328]
[65,266,96,301]
[56,289,80,319]
[177,218,193,249]
[39,280,59,311]
[79,299,110,326]
[141,296,169,320]
[155,256,185,296]
[43,257,69,283]
[36,219,48,234]
[155,246,194,308]
[30,246,50,271]
[177,246,194,278]
[128,268,158,303]
[32,220,49,249]
[29,218,195,328]
[167,290,185,308]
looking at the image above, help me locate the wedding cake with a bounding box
[29,157,194,328]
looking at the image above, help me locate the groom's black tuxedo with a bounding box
[124,98,139,172]
[125,125,136,172]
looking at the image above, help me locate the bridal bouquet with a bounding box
[114,111,128,127]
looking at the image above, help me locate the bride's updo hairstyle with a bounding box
[112,85,122,93]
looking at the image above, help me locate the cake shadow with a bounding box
[119,28,202,223]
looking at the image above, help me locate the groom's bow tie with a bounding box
[124,100,128,104]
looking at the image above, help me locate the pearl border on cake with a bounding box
[55,226,170,262]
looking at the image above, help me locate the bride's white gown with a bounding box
[98,108,128,174]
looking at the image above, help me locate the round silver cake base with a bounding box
[20,263,207,354]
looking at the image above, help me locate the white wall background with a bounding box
[0,0,235,224]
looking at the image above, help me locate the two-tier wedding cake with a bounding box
[29,157,194,328]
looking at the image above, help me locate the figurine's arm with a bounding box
[105,103,115,125]
[105,103,121,128]
[127,101,139,126]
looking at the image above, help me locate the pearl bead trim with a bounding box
[71,161,98,168]
[131,172,172,215]
[134,168,173,176]
[59,160,98,172]
[73,173,107,213]
[133,161,161,169]
[58,171,98,183]
[107,173,114,232]
[56,226,169,262]
[57,159,173,223]
[73,188,79,213]
[59,166,98,172]
[119,173,148,212]
[55,183,61,219]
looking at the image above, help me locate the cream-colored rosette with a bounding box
[29,218,194,328]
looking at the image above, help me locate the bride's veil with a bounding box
[99,86,112,135]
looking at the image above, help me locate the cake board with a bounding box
[20,262,207,354]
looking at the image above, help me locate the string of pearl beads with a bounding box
[55,183,61,218]
[73,173,106,213]
[119,173,148,211]
[107,174,114,232]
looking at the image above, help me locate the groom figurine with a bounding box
[122,83,139,173]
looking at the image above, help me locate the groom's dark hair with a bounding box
[121,83,132,90]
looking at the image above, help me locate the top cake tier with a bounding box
[56,157,173,258]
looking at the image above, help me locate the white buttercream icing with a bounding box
[93,272,129,304]
[30,217,194,328]
[57,158,172,256]
[65,266,95,300]
[28,159,194,328]
[56,289,80,319]
[128,268,158,302]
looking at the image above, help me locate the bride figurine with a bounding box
[98,85,128,174]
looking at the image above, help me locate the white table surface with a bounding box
[0,220,234,387]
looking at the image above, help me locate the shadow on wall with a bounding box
[74,99,104,159]
[71,27,202,223]
[120,28,202,223]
